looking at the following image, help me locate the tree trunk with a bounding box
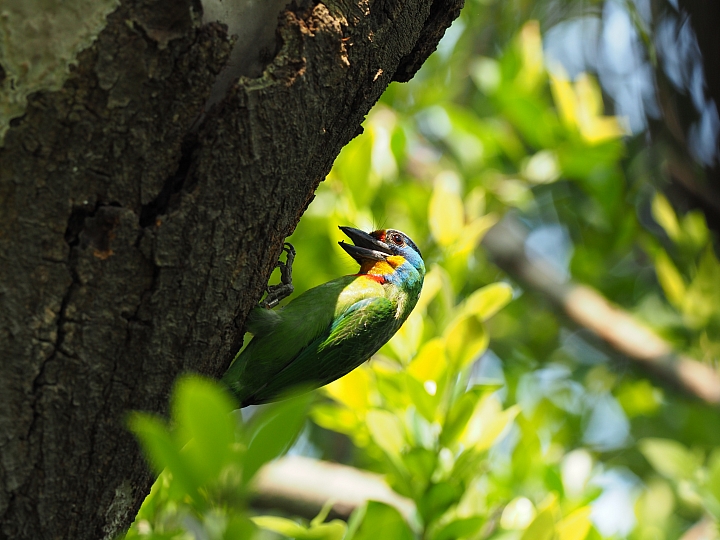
[0,0,463,538]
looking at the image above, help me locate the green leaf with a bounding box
[616,380,662,418]
[311,499,336,527]
[706,449,720,520]
[223,515,257,540]
[520,504,555,540]
[402,448,437,493]
[344,503,368,540]
[367,409,405,459]
[172,376,237,484]
[639,438,700,481]
[388,312,424,363]
[418,482,461,523]
[244,393,311,482]
[310,403,361,440]
[408,338,448,384]
[459,282,514,321]
[252,515,347,540]
[459,394,519,451]
[432,517,484,540]
[449,214,498,257]
[451,448,486,482]
[429,171,465,247]
[252,515,308,533]
[654,251,685,309]
[444,316,488,370]
[470,57,501,94]
[523,150,560,184]
[682,246,720,328]
[127,412,201,501]
[324,367,372,412]
[441,389,482,446]
[556,506,592,540]
[651,193,681,241]
[681,210,709,250]
[406,373,439,423]
[351,501,415,540]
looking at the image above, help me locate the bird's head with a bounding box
[338,226,425,284]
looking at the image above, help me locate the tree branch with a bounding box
[251,456,415,522]
[483,217,720,404]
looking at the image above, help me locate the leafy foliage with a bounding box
[124,1,720,539]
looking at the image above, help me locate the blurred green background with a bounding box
[124,0,720,538]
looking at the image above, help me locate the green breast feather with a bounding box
[223,275,401,406]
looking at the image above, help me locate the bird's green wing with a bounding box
[222,275,387,405]
[239,294,397,405]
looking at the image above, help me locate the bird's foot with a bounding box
[259,242,296,309]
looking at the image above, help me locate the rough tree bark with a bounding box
[0,0,464,538]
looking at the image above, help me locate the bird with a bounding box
[222,226,425,407]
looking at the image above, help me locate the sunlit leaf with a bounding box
[311,403,366,445]
[470,57,501,94]
[556,506,592,540]
[406,373,439,422]
[444,315,488,369]
[523,150,560,184]
[520,500,556,540]
[501,497,536,529]
[682,246,720,328]
[415,265,445,313]
[441,389,482,446]
[708,449,720,509]
[654,250,686,308]
[635,478,675,526]
[574,75,627,143]
[450,214,498,257]
[550,72,626,143]
[351,501,414,540]
[682,210,709,250]
[459,282,514,321]
[639,438,700,481]
[367,409,406,458]
[429,171,465,247]
[408,338,448,384]
[518,21,544,90]
[324,366,372,412]
[388,311,424,363]
[615,379,662,418]
[651,193,681,242]
[252,515,346,540]
[460,393,520,451]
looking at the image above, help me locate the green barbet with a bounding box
[223,226,425,406]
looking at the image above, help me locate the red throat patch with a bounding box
[363,274,387,284]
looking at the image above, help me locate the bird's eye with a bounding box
[390,233,404,245]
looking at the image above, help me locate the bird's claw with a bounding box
[260,242,295,309]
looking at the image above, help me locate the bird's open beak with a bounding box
[338,226,393,263]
